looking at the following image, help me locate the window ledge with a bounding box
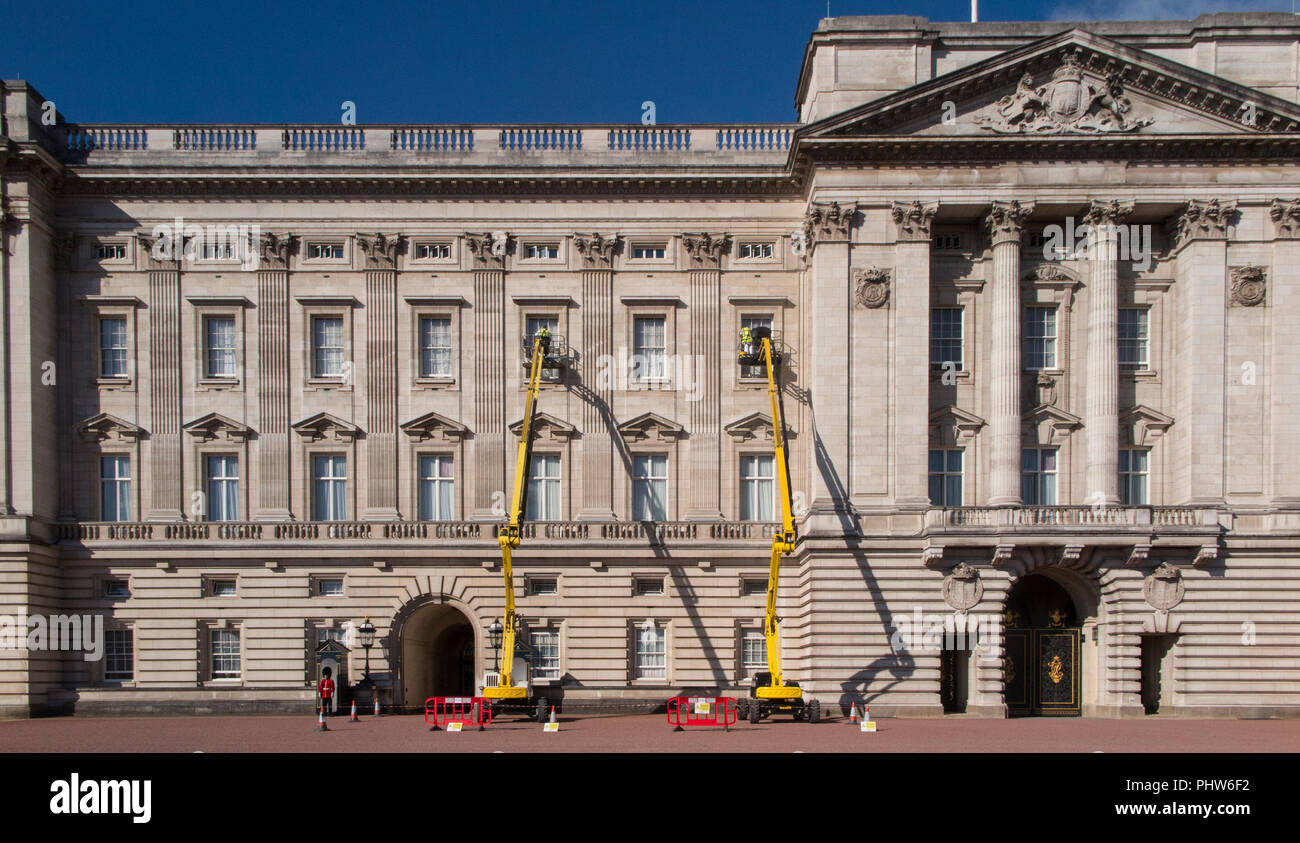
[306,378,352,391]
[1124,368,1158,379]
[96,376,133,388]
[930,368,972,382]
[415,377,457,387]
[198,377,241,389]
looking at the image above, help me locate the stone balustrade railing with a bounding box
[924,506,1220,530]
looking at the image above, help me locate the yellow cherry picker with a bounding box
[483,327,565,723]
[735,326,820,724]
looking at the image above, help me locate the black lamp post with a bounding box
[358,616,376,686]
[488,619,503,673]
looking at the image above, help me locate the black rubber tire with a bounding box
[807,699,821,723]
[735,698,750,721]
[748,700,761,724]
[535,696,550,723]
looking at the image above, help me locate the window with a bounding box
[635,576,665,596]
[1120,449,1149,505]
[97,244,127,260]
[529,577,558,596]
[932,233,963,250]
[1119,308,1149,369]
[417,243,451,260]
[633,316,667,381]
[418,455,454,521]
[99,317,129,378]
[738,242,774,259]
[526,315,558,340]
[632,244,665,260]
[205,455,239,521]
[740,455,775,521]
[201,241,235,260]
[928,449,963,506]
[210,629,241,679]
[104,630,133,680]
[312,316,345,378]
[204,316,237,378]
[317,578,344,597]
[308,243,343,260]
[740,315,773,378]
[100,456,131,522]
[634,625,666,679]
[419,317,453,378]
[315,627,345,646]
[1024,307,1058,371]
[313,455,347,521]
[525,244,559,260]
[210,579,237,598]
[531,631,560,680]
[526,454,561,521]
[742,578,766,597]
[1022,448,1058,505]
[742,631,767,678]
[931,308,963,370]
[104,579,130,598]
[632,455,668,521]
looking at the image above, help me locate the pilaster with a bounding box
[468,233,507,519]
[891,201,936,509]
[146,257,183,521]
[1269,199,1299,505]
[358,233,402,519]
[683,232,727,520]
[254,234,293,520]
[576,233,617,520]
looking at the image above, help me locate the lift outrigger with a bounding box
[482,329,569,723]
[735,326,820,724]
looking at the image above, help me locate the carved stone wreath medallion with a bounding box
[1229,265,1267,307]
[854,267,890,309]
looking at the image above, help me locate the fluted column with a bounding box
[255,234,293,519]
[575,234,617,519]
[683,233,728,520]
[468,233,507,519]
[1083,200,1133,506]
[358,234,402,519]
[984,200,1035,507]
[891,201,937,509]
[1271,200,1300,505]
[146,252,183,521]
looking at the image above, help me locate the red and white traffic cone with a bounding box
[850,702,859,724]
[373,696,383,717]
[862,704,870,723]
[348,699,360,722]
[549,706,557,724]
[315,707,329,732]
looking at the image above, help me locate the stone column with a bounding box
[891,201,937,509]
[1083,200,1133,507]
[255,234,293,520]
[803,203,857,529]
[683,233,728,520]
[1270,199,1300,505]
[358,234,402,520]
[145,242,183,521]
[467,233,507,519]
[575,234,617,520]
[984,201,1034,507]
[1170,200,1233,505]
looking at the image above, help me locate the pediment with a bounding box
[724,412,796,441]
[1024,404,1082,445]
[291,412,361,442]
[400,411,468,443]
[929,405,985,446]
[183,412,253,443]
[617,412,685,443]
[1121,404,1174,446]
[802,29,1300,142]
[77,412,145,444]
[509,412,576,443]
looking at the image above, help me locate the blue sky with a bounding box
[1,0,1293,124]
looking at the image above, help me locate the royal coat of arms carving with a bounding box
[977,51,1152,135]
[942,561,984,612]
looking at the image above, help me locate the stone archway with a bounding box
[391,597,480,710]
[1002,572,1091,717]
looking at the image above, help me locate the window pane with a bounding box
[313,317,344,376]
[100,456,130,521]
[206,454,238,521]
[100,318,129,377]
[105,629,133,680]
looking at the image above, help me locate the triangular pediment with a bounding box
[509,412,576,442]
[1121,404,1174,446]
[291,412,361,442]
[617,412,685,443]
[400,411,468,442]
[930,405,985,447]
[724,412,796,441]
[183,412,253,443]
[1024,403,1082,445]
[77,412,145,443]
[801,29,1300,142]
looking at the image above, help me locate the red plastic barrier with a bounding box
[425,696,492,730]
[667,696,738,731]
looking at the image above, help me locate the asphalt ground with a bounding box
[2,712,1297,753]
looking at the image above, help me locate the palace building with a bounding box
[2,13,1299,718]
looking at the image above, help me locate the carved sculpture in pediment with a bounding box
[977,51,1152,135]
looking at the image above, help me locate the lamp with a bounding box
[488,619,503,672]
[357,615,376,687]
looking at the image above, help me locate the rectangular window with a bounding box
[315,627,345,646]
[738,242,774,259]
[742,578,766,597]
[634,626,666,679]
[97,244,127,260]
[210,629,241,679]
[526,315,558,340]
[526,454,561,521]
[100,456,131,522]
[932,233,963,250]
[204,316,237,378]
[632,455,668,521]
[418,455,455,521]
[210,579,237,597]
[1024,307,1058,371]
[632,245,665,260]
[417,243,451,260]
[531,631,560,680]
[313,455,347,521]
[205,454,239,521]
[104,629,133,680]
[928,449,963,507]
[99,317,129,378]
[317,578,344,597]
[529,577,558,596]
[740,315,773,378]
[1119,308,1149,369]
[1120,449,1149,505]
[104,579,130,598]
[1022,448,1059,506]
[633,316,667,381]
[418,317,453,378]
[742,631,767,677]
[740,455,775,521]
[930,308,963,370]
[635,576,665,596]
[201,241,235,260]
[312,316,344,377]
[308,243,344,260]
[525,244,559,260]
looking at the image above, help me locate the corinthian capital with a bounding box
[891,201,939,242]
[1082,199,1135,228]
[1172,199,1236,247]
[681,232,729,267]
[465,232,510,267]
[1270,198,1300,239]
[802,201,857,249]
[984,200,1036,245]
[573,233,620,266]
[355,232,404,270]
[259,232,296,270]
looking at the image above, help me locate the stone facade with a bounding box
[2,13,1299,717]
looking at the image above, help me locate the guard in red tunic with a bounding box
[319,666,336,716]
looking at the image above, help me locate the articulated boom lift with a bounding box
[483,332,564,723]
[738,327,820,723]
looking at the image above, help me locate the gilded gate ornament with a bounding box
[1003,655,1016,684]
[1048,655,1064,684]
[1047,609,1067,628]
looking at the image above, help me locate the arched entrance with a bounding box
[1003,573,1083,717]
[394,599,478,709]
